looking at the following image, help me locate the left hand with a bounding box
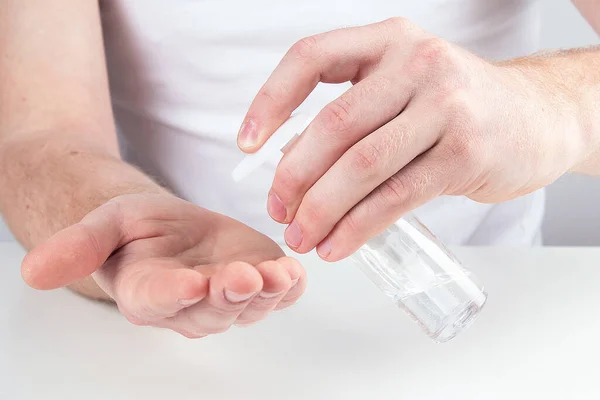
[237,18,592,261]
[22,194,306,338]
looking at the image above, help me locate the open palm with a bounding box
[22,194,306,338]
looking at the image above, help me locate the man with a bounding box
[0,0,598,338]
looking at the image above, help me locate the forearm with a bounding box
[503,46,600,175]
[0,1,161,250]
[0,130,167,250]
[571,1,600,174]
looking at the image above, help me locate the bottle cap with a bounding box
[232,113,312,182]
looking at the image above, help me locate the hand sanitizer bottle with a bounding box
[232,113,487,343]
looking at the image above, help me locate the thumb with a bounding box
[21,201,125,290]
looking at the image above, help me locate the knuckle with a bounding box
[348,142,383,176]
[444,92,476,132]
[445,133,482,171]
[319,96,356,135]
[256,80,293,108]
[377,174,412,209]
[382,16,414,34]
[442,94,483,170]
[298,195,324,226]
[389,121,416,148]
[80,225,102,264]
[406,38,451,80]
[366,74,393,95]
[256,86,281,105]
[413,38,451,66]
[341,210,363,237]
[274,162,301,201]
[290,36,321,60]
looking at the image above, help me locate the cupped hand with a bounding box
[21,194,306,338]
[238,17,590,261]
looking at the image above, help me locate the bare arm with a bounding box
[0,1,306,323]
[0,0,166,250]
[573,0,600,33]
[560,0,600,174]
[502,46,600,176]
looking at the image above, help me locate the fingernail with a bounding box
[177,297,203,306]
[317,239,332,259]
[285,220,303,249]
[267,191,286,222]
[258,290,284,299]
[224,289,256,303]
[291,278,299,287]
[238,118,259,149]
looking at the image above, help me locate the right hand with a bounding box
[21,193,306,338]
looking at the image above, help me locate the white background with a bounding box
[0,0,598,244]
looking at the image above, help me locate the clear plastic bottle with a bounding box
[232,113,487,342]
[351,214,487,342]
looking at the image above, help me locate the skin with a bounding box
[0,0,597,338]
[573,0,600,32]
[238,4,600,262]
[24,194,306,334]
[0,0,305,338]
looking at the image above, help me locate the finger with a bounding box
[237,19,414,151]
[168,261,263,336]
[235,260,292,325]
[21,200,125,290]
[316,145,453,261]
[274,257,307,310]
[107,259,209,324]
[267,72,415,224]
[284,102,442,253]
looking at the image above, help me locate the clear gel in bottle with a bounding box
[232,113,487,342]
[351,214,487,342]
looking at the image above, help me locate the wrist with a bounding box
[0,135,169,248]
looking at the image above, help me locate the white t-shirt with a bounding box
[100,0,545,246]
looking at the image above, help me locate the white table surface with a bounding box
[1,241,600,400]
